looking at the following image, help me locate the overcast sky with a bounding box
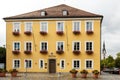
[0,0,120,58]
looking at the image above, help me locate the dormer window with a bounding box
[41,11,46,16]
[62,10,68,16]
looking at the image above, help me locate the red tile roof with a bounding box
[3,4,103,20]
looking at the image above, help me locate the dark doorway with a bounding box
[49,59,56,73]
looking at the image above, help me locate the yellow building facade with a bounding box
[4,4,103,73]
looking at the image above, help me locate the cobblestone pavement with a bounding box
[0,72,120,80]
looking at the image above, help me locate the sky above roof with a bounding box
[0,0,120,58]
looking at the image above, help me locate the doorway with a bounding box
[49,59,56,73]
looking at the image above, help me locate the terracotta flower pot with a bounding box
[93,74,99,78]
[72,73,77,78]
[0,72,6,77]
[81,73,87,78]
[11,72,17,77]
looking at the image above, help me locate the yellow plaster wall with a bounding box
[6,19,101,72]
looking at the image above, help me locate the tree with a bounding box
[116,52,120,57]
[105,55,115,68]
[0,47,6,63]
[115,52,120,68]
[115,57,120,68]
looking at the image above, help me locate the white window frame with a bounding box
[40,41,48,51]
[62,10,68,16]
[39,59,44,69]
[85,59,94,69]
[40,22,48,32]
[24,41,32,51]
[72,21,81,31]
[13,22,21,32]
[60,59,65,69]
[85,41,94,51]
[72,41,81,51]
[56,41,65,51]
[25,22,32,32]
[72,59,81,69]
[41,11,46,16]
[85,21,94,31]
[13,59,20,69]
[24,59,32,69]
[56,21,64,32]
[13,41,21,51]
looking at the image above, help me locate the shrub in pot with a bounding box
[80,69,88,78]
[92,70,99,78]
[9,69,18,77]
[0,68,7,77]
[69,69,78,78]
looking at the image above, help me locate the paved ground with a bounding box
[0,72,120,80]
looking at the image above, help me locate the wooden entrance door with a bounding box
[49,59,56,73]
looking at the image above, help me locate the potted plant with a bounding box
[0,68,7,77]
[92,70,99,78]
[9,69,18,77]
[69,69,78,78]
[80,69,88,78]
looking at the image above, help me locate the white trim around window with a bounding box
[24,22,33,32]
[85,59,94,69]
[40,41,48,51]
[85,20,94,31]
[56,21,65,32]
[72,41,81,51]
[24,41,33,51]
[13,59,21,69]
[60,59,65,69]
[13,22,21,32]
[39,59,44,69]
[24,59,33,69]
[13,41,21,51]
[72,21,81,31]
[85,41,94,51]
[40,22,48,32]
[56,41,65,51]
[72,59,81,69]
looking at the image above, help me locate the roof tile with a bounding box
[4,4,103,20]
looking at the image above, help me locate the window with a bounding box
[25,42,32,51]
[13,59,20,68]
[25,59,32,68]
[60,59,65,69]
[39,59,44,69]
[25,22,32,32]
[85,60,93,69]
[40,22,48,32]
[86,42,93,51]
[56,42,64,51]
[13,42,20,51]
[72,60,80,69]
[73,22,80,31]
[86,21,93,31]
[63,10,68,16]
[13,22,20,32]
[73,42,80,51]
[57,22,64,32]
[41,11,46,16]
[40,42,48,51]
